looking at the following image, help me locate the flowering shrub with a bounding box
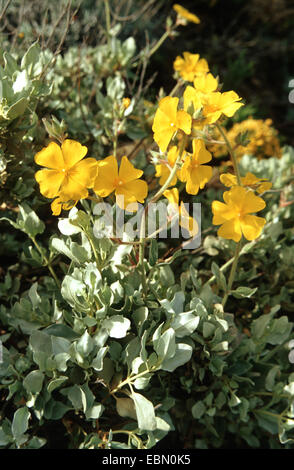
[0,1,294,450]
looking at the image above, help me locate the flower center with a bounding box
[114,178,124,188]
[190,160,199,169]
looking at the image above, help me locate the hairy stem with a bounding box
[137,134,187,296]
[216,122,241,185]
[222,240,242,307]
[31,237,60,288]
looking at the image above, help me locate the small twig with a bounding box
[45,0,72,49]
[109,0,156,22]
[0,0,12,23]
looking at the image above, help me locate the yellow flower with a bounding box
[183,86,202,114]
[202,91,244,124]
[155,146,183,187]
[173,4,200,24]
[34,139,98,206]
[212,186,266,242]
[93,155,148,211]
[163,187,198,236]
[152,96,192,152]
[183,73,219,128]
[220,172,272,194]
[180,139,212,195]
[193,73,218,95]
[122,97,131,109]
[173,52,209,82]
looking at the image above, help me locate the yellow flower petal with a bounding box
[194,58,209,76]
[51,198,62,216]
[197,165,213,188]
[119,156,143,183]
[163,187,179,206]
[58,175,89,201]
[168,146,180,166]
[223,101,244,117]
[223,185,246,207]
[176,110,192,135]
[152,98,180,152]
[242,172,260,186]
[218,219,242,242]
[193,73,218,94]
[240,214,266,240]
[93,155,118,197]
[240,189,266,214]
[185,165,212,195]
[34,142,64,170]
[180,202,198,236]
[220,173,237,187]
[156,164,178,187]
[35,169,64,198]
[173,4,200,24]
[154,96,178,126]
[117,179,148,203]
[257,182,272,193]
[69,158,98,189]
[153,129,175,153]
[183,86,202,112]
[51,197,76,216]
[212,200,233,224]
[193,139,212,165]
[61,139,88,168]
[220,91,244,117]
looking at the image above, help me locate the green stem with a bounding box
[31,237,60,287]
[113,126,118,158]
[150,134,187,205]
[138,214,148,296]
[110,430,142,448]
[137,135,187,296]
[111,367,154,395]
[103,0,111,43]
[148,30,170,58]
[205,239,256,286]
[253,409,281,419]
[259,344,282,364]
[86,232,101,270]
[215,122,243,306]
[169,79,184,97]
[216,122,241,185]
[222,240,242,307]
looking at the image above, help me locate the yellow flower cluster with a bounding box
[152,56,243,193]
[35,140,148,214]
[209,118,282,159]
[34,45,269,246]
[151,53,268,243]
